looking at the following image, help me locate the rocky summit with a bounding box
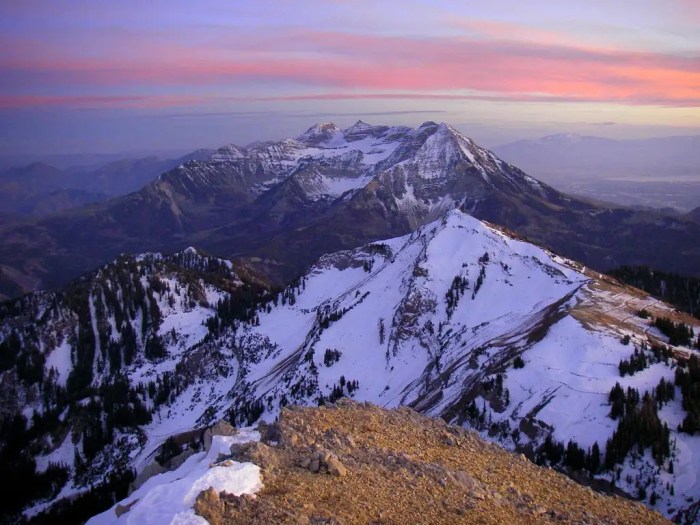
[193,400,669,525]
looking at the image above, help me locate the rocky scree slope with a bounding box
[1,121,699,299]
[192,400,670,525]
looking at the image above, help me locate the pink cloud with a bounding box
[677,0,700,20]
[245,92,700,107]
[453,19,574,47]
[2,28,699,108]
[0,94,209,109]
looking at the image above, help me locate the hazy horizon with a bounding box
[2,122,700,164]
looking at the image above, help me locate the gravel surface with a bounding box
[195,400,670,525]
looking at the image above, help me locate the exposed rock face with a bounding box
[229,441,279,471]
[128,461,167,494]
[114,499,139,518]
[194,401,670,525]
[204,420,239,451]
[298,449,347,477]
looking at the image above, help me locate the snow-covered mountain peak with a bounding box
[344,119,373,132]
[155,120,533,209]
[413,120,469,139]
[239,209,590,403]
[381,121,495,184]
[436,122,478,144]
[297,122,342,143]
[210,144,247,162]
[427,122,480,150]
[313,209,580,290]
[417,120,439,130]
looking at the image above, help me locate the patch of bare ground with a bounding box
[194,400,670,525]
[571,275,698,360]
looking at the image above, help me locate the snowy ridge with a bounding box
[296,122,342,143]
[3,211,700,522]
[209,144,246,162]
[237,210,587,410]
[173,120,530,204]
[220,210,700,520]
[243,123,409,198]
[294,168,374,201]
[0,246,272,523]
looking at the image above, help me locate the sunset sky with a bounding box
[1,0,699,155]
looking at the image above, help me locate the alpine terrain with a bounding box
[1,210,699,523]
[93,401,671,525]
[1,121,699,300]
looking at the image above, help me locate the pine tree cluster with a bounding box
[654,316,695,347]
[445,275,469,318]
[675,355,700,434]
[604,387,671,468]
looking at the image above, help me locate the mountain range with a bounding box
[1,121,699,302]
[1,211,699,523]
[493,134,700,212]
[0,150,214,218]
[494,133,700,181]
[2,121,700,523]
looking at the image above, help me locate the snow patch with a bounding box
[45,340,72,386]
[87,432,262,525]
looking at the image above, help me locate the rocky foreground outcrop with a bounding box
[194,400,669,525]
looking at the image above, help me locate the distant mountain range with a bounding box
[0,150,214,218]
[494,133,700,180]
[0,149,197,171]
[1,121,699,301]
[492,133,700,212]
[0,162,107,217]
